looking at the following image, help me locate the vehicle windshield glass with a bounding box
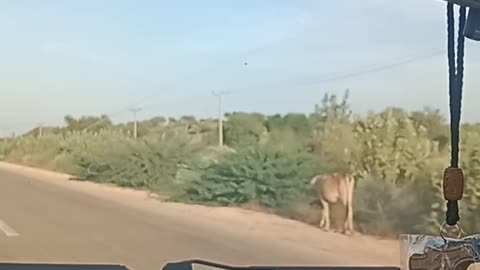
[0,1,479,270]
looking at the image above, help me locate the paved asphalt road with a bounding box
[0,168,346,270]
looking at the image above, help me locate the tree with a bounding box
[63,114,113,132]
[354,108,438,183]
[309,90,356,173]
[224,112,267,147]
[410,107,448,150]
[284,113,311,137]
[265,114,284,132]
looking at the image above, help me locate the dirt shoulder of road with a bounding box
[0,161,401,266]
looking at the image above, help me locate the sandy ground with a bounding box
[0,161,401,267]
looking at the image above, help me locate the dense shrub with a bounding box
[175,146,315,208]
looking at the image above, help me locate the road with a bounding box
[0,164,399,270]
[0,163,397,270]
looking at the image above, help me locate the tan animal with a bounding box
[310,173,355,235]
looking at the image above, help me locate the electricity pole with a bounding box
[38,123,44,137]
[212,91,230,147]
[129,107,142,139]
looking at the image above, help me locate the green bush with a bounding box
[176,146,315,208]
[353,176,437,236]
[70,130,207,193]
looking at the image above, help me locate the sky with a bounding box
[1,0,480,135]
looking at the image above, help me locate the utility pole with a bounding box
[212,91,230,147]
[129,107,142,139]
[38,123,44,137]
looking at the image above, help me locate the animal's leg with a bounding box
[319,199,330,231]
[343,203,354,235]
[319,212,326,228]
[341,200,354,234]
[344,175,355,235]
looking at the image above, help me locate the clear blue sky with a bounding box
[1,0,480,135]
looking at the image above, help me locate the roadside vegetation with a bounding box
[2,90,479,237]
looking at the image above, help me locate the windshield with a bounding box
[0,1,478,270]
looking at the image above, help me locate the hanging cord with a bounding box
[445,3,467,226]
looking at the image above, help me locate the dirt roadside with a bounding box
[0,161,401,266]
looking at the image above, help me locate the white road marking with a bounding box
[0,219,19,237]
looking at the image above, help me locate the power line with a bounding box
[82,50,442,131]
[81,105,141,131]
[304,49,445,85]
[82,110,126,131]
[81,90,170,132]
